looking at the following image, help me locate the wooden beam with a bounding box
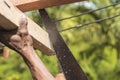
[0,0,54,55]
[10,0,84,12]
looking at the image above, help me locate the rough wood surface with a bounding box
[10,0,84,12]
[0,0,54,55]
[0,16,55,80]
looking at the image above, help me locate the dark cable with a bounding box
[55,2,120,22]
[60,14,120,32]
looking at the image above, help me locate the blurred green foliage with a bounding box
[0,0,120,80]
[0,51,32,80]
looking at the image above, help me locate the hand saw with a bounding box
[39,9,88,80]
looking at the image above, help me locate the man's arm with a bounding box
[0,15,55,80]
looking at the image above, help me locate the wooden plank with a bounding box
[0,0,54,55]
[10,0,84,12]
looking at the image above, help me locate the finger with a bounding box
[55,73,65,80]
[0,43,4,55]
[18,15,28,37]
[2,48,10,58]
[10,35,22,50]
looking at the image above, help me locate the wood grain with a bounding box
[0,0,54,55]
[10,0,84,12]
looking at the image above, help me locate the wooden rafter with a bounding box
[10,0,84,12]
[0,0,54,55]
[0,0,84,55]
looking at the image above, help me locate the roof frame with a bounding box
[0,0,54,55]
[10,0,84,12]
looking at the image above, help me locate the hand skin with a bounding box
[0,15,65,80]
[2,48,10,58]
[0,15,55,80]
[55,73,65,80]
[0,43,10,58]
